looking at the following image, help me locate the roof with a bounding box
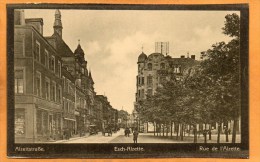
[138,52,147,63]
[46,32,74,57]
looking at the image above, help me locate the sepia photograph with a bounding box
[7,4,249,158]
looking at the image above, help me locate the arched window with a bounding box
[160,63,165,69]
[148,63,152,70]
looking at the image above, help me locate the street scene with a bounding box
[52,128,240,143]
[13,9,241,144]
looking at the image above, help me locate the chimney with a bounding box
[191,55,195,60]
[14,9,25,25]
[25,18,44,35]
[180,55,185,58]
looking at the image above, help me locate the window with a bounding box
[142,77,144,85]
[35,41,40,62]
[51,81,56,101]
[15,109,25,136]
[67,100,70,113]
[44,50,49,68]
[67,79,70,94]
[76,79,81,87]
[148,63,152,70]
[81,67,84,74]
[147,75,153,86]
[35,72,41,96]
[45,78,50,100]
[160,76,166,84]
[63,97,65,111]
[62,76,65,90]
[57,86,61,103]
[57,61,61,77]
[36,110,43,135]
[64,100,67,113]
[141,89,144,99]
[50,56,55,72]
[15,69,24,94]
[174,66,181,73]
[14,34,25,56]
[160,63,165,69]
[147,89,153,96]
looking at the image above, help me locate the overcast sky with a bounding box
[24,9,239,113]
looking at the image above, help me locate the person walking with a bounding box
[126,128,130,137]
[133,129,139,143]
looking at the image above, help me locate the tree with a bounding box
[201,13,240,143]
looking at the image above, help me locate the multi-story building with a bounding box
[61,67,76,135]
[134,43,199,132]
[94,95,118,130]
[118,109,129,128]
[14,10,63,142]
[14,9,119,142]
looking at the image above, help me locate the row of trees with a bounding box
[137,13,241,143]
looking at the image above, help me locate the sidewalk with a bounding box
[136,132,241,143]
[53,129,124,143]
[50,133,90,143]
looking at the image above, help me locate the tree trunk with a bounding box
[154,122,156,136]
[163,123,165,137]
[225,122,229,142]
[217,123,221,144]
[167,123,169,137]
[159,123,162,136]
[193,124,197,143]
[180,124,184,141]
[232,118,238,143]
[208,124,212,140]
[176,124,179,140]
[156,122,158,137]
[170,121,173,138]
[203,129,207,143]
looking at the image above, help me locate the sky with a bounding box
[24,9,239,113]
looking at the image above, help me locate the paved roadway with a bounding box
[59,128,240,143]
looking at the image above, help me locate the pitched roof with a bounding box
[46,32,74,57]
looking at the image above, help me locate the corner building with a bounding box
[134,48,199,132]
[14,10,63,142]
[14,9,97,142]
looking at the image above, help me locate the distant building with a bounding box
[134,44,199,132]
[117,109,129,128]
[94,95,118,130]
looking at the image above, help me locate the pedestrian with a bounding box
[126,128,130,137]
[124,128,127,137]
[133,129,139,143]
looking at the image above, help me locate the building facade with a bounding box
[134,44,199,132]
[14,10,63,142]
[14,9,119,143]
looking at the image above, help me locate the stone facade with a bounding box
[14,9,118,143]
[134,48,199,132]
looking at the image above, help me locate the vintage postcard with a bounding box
[6,3,249,159]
